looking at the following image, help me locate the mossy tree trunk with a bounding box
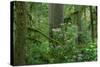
[89,6,95,43]
[74,6,82,45]
[13,1,28,65]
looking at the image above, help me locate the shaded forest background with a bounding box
[11,1,97,65]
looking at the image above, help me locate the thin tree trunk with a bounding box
[95,6,97,39]
[74,6,82,45]
[77,9,82,45]
[90,6,94,42]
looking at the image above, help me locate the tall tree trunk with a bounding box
[90,6,94,42]
[48,3,64,47]
[13,1,27,65]
[74,6,82,45]
[95,6,97,39]
[77,7,82,45]
[48,3,65,62]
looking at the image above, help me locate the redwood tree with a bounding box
[48,3,64,47]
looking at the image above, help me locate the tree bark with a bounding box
[48,3,64,47]
[90,6,95,42]
[95,6,97,38]
[74,6,82,45]
[13,1,27,65]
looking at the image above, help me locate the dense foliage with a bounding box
[13,1,97,65]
